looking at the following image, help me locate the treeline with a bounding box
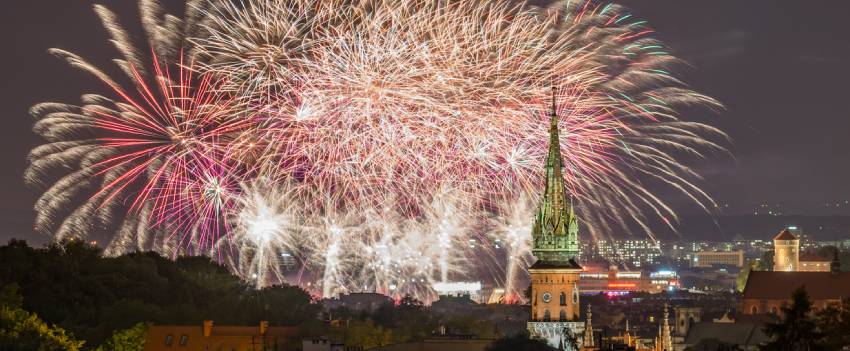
[0,239,319,348]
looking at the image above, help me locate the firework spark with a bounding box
[28,0,725,300]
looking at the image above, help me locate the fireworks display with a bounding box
[27,0,724,301]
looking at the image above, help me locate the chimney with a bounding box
[203,320,213,337]
[259,321,269,335]
[831,249,841,274]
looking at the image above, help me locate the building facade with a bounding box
[693,250,744,268]
[740,269,849,315]
[526,91,585,350]
[143,321,299,351]
[798,253,832,272]
[773,229,799,272]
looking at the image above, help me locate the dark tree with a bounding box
[0,284,84,351]
[760,286,823,351]
[815,298,850,350]
[0,239,320,346]
[486,332,556,351]
[756,250,774,271]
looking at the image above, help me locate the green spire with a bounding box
[531,86,580,262]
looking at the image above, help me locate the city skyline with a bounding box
[2,1,849,350]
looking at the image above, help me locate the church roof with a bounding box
[773,229,798,240]
[742,271,850,300]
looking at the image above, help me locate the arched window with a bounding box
[573,290,579,304]
[559,292,567,306]
[543,309,551,321]
[751,306,758,314]
[559,310,567,321]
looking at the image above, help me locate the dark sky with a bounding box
[2,1,850,238]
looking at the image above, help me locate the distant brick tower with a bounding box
[773,228,799,272]
[527,87,585,350]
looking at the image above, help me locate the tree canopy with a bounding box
[0,239,320,347]
[760,286,823,351]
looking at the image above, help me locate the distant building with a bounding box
[303,336,348,351]
[740,269,850,315]
[432,281,483,302]
[692,250,744,268]
[773,228,799,272]
[579,267,680,294]
[682,314,770,351]
[673,306,702,337]
[798,252,832,272]
[582,240,662,268]
[143,320,299,351]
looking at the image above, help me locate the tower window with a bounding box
[559,292,566,306]
[544,309,551,321]
[559,310,567,321]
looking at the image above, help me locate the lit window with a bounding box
[179,335,188,346]
[165,335,174,346]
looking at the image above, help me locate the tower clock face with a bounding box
[542,292,552,303]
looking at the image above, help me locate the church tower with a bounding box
[527,87,585,350]
[773,228,799,272]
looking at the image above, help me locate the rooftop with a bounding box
[773,229,798,241]
[742,271,850,300]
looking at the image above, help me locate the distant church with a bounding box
[526,88,592,350]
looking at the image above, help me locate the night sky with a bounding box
[2,1,850,239]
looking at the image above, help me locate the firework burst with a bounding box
[28,0,725,300]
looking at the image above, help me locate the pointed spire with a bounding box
[531,84,580,262]
[660,303,673,351]
[551,85,557,117]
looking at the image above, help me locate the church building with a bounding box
[526,88,589,350]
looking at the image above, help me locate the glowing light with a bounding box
[27,0,724,300]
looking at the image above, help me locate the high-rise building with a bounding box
[773,228,799,272]
[692,250,744,268]
[526,89,585,350]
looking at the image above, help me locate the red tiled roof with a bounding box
[742,271,850,300]
[773,229,798,241]
[799,252,831,262]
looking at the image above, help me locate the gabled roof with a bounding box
[742,271,850,300]
[773,229,798,241]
